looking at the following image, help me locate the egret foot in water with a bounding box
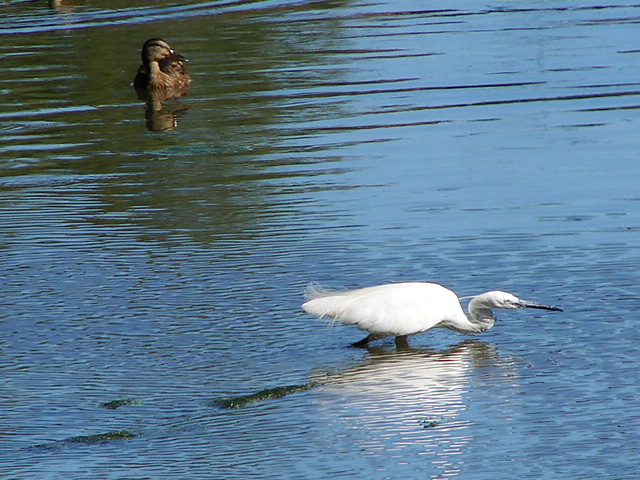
[394,335,409,349]
[351,333,384,348]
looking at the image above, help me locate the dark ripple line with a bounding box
[577,103,640,112]
[269,87,640,134]
[399,88,640,113]
[5,3,638,36]
[0,0,298,35]
[314,4,640,29]
[0,105,98,120]
[263,81,546,101]
[271,85,640,129]
[288,119,449,135]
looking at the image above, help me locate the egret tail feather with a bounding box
[303,282,338,300]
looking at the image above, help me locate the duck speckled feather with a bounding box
[133,38,191,90]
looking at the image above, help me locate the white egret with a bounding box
[302,282,562,347]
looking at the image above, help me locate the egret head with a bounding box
[478,291,562,311]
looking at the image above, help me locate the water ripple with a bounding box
[2,1,640,479]
[0,0,297,34]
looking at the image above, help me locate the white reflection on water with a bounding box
[310,342,502,478]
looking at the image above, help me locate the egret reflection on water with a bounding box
[309,342,501,477]
[211,342,502,477]
[302,282,562,347]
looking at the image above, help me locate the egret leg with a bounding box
[352,334,374,348]
[395,335,409,349]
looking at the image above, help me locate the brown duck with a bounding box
[133,38,191,90]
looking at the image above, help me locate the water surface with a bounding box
[1,1,639,479]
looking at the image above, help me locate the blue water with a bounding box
[1,0,639,478]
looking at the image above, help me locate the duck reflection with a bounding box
[133,38,191,132]
[135,90,190,132]
[49,0,81,11]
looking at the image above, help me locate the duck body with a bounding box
[133,38,191,90]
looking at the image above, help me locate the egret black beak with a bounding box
[518,300,563,312]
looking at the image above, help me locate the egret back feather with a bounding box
[302,282,469,337]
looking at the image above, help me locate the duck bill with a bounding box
[170,50,188,62]
[518,300,563,312]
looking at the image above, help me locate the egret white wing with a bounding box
[302,282,465,337]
